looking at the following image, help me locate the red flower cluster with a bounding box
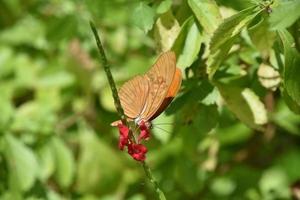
[117,121,150,162]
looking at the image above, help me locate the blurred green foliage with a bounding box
[0,0,300,199]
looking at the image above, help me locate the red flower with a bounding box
[116,121,150,162]
[128,143,148,161]
[138,121,151,142]
[117,123,129,150]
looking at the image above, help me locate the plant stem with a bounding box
[143,162,166,200]
[89,21,127,124]
[89,21,166,200]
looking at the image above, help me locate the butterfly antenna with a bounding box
[152,125,171,134]
[152,122,175,126]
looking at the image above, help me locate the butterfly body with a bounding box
[112,51,182,128]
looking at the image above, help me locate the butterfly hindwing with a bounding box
[149,68,182,121]
[141,51,177,121]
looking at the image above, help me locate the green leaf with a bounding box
[50,137,75,188]
[36,143,55,181]
[207,6,261,78]
[281,89,300,115]
[249,15,276,58]
[273,100,300,135]
[76,125,122,194]
[172,17,203,70]
[156,0,172,14]
[175,154,204,195]
[0,97,14,131]
[275,149,300,181]
[269,0,300,30]
[207,38,235,79]
[46,15,78,43]
[0,191,22,200]
[4,134,39,192]
[37,71,75,88]
[210,6,259,53]
[11,102,57,135]
[131,2,155,33]
[210,177,236,196]
[188,0,222,34]
[154,11,180,52]
[152,112,174,143]
[278,30,300,108]
[215,81,267,130]
[0,16,47,49]
[0,47,15,79]
[178,103,218,150]
[259,168,290,199]
[47,189,63,200]
[194,104,219,134]
[216,123,252,146]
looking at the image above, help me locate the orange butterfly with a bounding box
[111,51,182,128]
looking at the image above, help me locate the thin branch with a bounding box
[89,21,127,125]
[142,162,166,200]
[90,21,166,200]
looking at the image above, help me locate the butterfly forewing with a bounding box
[118,75,149,119]
[140,51,177,121]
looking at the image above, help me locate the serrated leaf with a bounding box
[131,2,155,33]
[216,81,267,130]
[4,134,39,192]
[249,15,276,58]
[278,30,300,108]
[207,6,261,78]
[154,11,180,52]
[210,6,259,53]
[188,0,222,34]
[269,0,300,30]
[207,39,235,79]
[50,137,75,188]
[172,17,203,70]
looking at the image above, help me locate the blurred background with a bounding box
[1,0,300,199]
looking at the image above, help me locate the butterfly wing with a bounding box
[140,51,177,121]
[118,75,149,119]
[149,68,182,121]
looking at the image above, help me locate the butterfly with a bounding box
[111,51,182,128]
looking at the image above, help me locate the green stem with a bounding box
[89,21,127,124]
[90,21,166,200]
[143,162,167,200]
